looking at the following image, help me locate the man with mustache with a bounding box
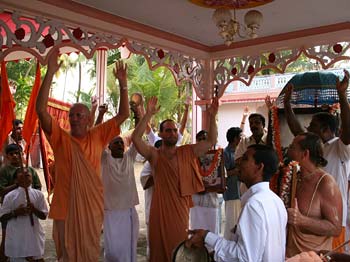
[234,113,267,162]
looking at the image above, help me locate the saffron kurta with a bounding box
[48,118,120,262]
[149,145,204,262]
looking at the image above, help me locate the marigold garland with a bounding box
[270,106,300,207]
[197,149,222,177]
[271,106,283,162]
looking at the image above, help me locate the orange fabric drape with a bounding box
[149,145,204,262]
[22,62,41,150]
[0,62,16,147]
[40,98,71,196]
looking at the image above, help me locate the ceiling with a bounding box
[71,0,350,47]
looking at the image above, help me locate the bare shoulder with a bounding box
[318,172,340,196]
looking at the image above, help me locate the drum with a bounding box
[172,240,210,262]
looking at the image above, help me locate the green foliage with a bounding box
[285,53,320,72]
[5,60,37,119]
[105,54,190,131]
[12,75,33,119]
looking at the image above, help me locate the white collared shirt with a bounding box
[205,182,287,262]
[234,132,268,161]
[323,137,350,226]
[0,187,48,258]
[102,144,139,210]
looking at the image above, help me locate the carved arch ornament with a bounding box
[0,11,205,97]
[2,11,350,100]
[213,43,350,98]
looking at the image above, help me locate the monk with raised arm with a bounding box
[286,132,342,257]
[131,96,218,262]
[35,49,129,262]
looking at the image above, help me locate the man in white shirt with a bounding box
[283,69,350,250]
[101,136,139,262]
[234,113,267,161]
[186,144,287,262]
[0,167,48,261]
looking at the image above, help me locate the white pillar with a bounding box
[96,49,107,104]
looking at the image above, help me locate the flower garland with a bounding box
[279,161,300,208]
[197,149,222,177]
[270,105,300,207]
[269,105,283,195]
[271,106,283,162]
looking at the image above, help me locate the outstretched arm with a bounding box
[112,61,130,126]
[36,49,62,136]
[179,97,191,135]
[337,70,350,145]
[240,106,249,130]
[89,96,98,127]
[95,104,108,126]
[131,97,160,161]
[283,83,305,136]
[193,97,218,157]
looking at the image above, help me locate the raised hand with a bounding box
[243,106,249,116]
[98,103,108,114]
[91,96,98,110]
[265,95,274,110]
[209,97,219,116]
[283,83,294,105]
[113,60,127,88]
[47,48,62,74]
[146,96,160,116]
[336,69,349,95]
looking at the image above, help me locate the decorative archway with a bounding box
[0,11,206,99]
[213,43,350,98]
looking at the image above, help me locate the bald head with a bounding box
[69,103,91,138]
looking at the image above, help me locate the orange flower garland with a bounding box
[197,149,222,177]
[271,106,283,162]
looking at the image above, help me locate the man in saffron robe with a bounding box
[132,96,218,262]
[35,49,129,262]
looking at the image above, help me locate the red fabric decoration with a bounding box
[157,49,165,59]
[231,67,237,75]
[14,28,25,40]
[247,65,254,75]
[0,62,16,147]
[22,62,41,149]
[333,44,343,54]
[268,53,276,63]
[73,28,83,40]
[42,34,54,48]
[173,63,180,74]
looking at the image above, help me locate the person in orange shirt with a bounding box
[132,96,218,262]
[35,49,130,262]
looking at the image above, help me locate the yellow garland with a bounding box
[197,149,222,177]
